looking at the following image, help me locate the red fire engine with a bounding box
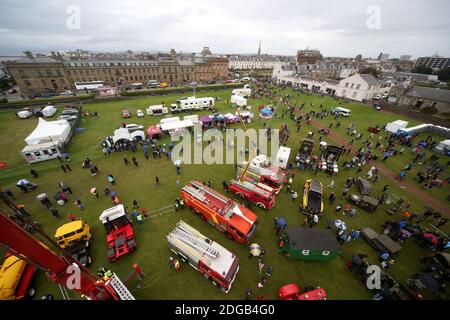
[181,181,258,244]
[0,193,134,300]
[228,179,275,209]
[167,220,240,293]
[99,204,137,262]
[236,162,285,194]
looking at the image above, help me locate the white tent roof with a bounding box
[160,119,194,131]
[24,118,70,145]
[385,120,409,133]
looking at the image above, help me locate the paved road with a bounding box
[304,114,450,216]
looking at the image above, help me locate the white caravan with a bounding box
[146,104,169,116]
[170,97,214,113]
[232,84,252,98]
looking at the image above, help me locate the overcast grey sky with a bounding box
[0,0,449,58]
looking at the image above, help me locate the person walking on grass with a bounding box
[50,207,60,219]
[156,176,160,185]
[123,155,129,166]
[65,163,71,172]
[107,174,115,185]
[258,258,265,274]
[90,187,99,198]
[132,156,139,167]
[61,164,67,173]
[74,197,84,211]
[30,168,38,178]
[59,182,72,194]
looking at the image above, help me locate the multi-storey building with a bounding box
[228,55,294,70]
[5,52,228,95]
[297,49,322,65]
[415,56,450,70]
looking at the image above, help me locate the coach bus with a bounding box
[74,80,105,91]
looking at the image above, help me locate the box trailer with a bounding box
[275,146,291,169]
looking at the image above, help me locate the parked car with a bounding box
[41,90,55,98]
[356,178,372,195]
[226,80,234,83]
[31,107,43,117]
[61,90,75,96]
[241,77,251,82]
[62,107,78,115]
[207,80,216,84]
[373,103,382,111]
[121,109,131,118]
[16,109,32,119]
[190,81,198,86]
[136,109,144,118]
[126,124,144,132]
[57,114,77,121]
[347,194,379,212]
[28,93,41,99]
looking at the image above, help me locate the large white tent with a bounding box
[385,120,408,134]
[24,118,70,145]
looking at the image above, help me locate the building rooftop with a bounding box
[404,86,450,103]
[359,73,380,86]
[286,228,341,252]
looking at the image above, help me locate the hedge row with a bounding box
[122,83,244,96]
[0,94,95,108]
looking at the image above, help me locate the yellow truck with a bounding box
[54,220,92,266]
[55,220,91,249]
[0,255,36,300]
[301,179,324,215]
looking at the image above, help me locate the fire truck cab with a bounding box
[167,220,240,293]
[99,204,137,262]
[181,181,258,244]
[228,179,275,209]
[237,162,285,194]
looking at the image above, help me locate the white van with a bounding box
[131,82,143,89]
[148,80,159,88]
[241,77,251,82]
[332,107,351,117]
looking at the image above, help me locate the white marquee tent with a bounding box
[24,118,71,145]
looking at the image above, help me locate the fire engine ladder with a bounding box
[231,179,255,193]
[172,221,219,259]
[190,181,229,205]
[108,273,135,300]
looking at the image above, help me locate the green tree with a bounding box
[411,65,433,75]
[435,67,450,82]
[360,67,379,78]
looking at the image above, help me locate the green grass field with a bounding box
[0,87,448,300]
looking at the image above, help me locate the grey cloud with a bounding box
[0,0,449,57]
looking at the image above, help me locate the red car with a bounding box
[279,283,327,300]
[121,109,131,119]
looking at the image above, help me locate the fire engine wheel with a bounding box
[225,232,234,240]
[236,192,244,199]
[256,202,265,209]
[211,280,218,287]
[179,255,188,263]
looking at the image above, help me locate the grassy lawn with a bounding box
[0,87,448,300]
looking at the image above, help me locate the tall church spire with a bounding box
[258,40,261,55]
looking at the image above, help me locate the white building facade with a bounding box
[274,72,391,102]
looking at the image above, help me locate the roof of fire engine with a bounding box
[99,204,126,224]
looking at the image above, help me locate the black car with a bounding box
[207,80,216,84]
[32,107,43,117]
